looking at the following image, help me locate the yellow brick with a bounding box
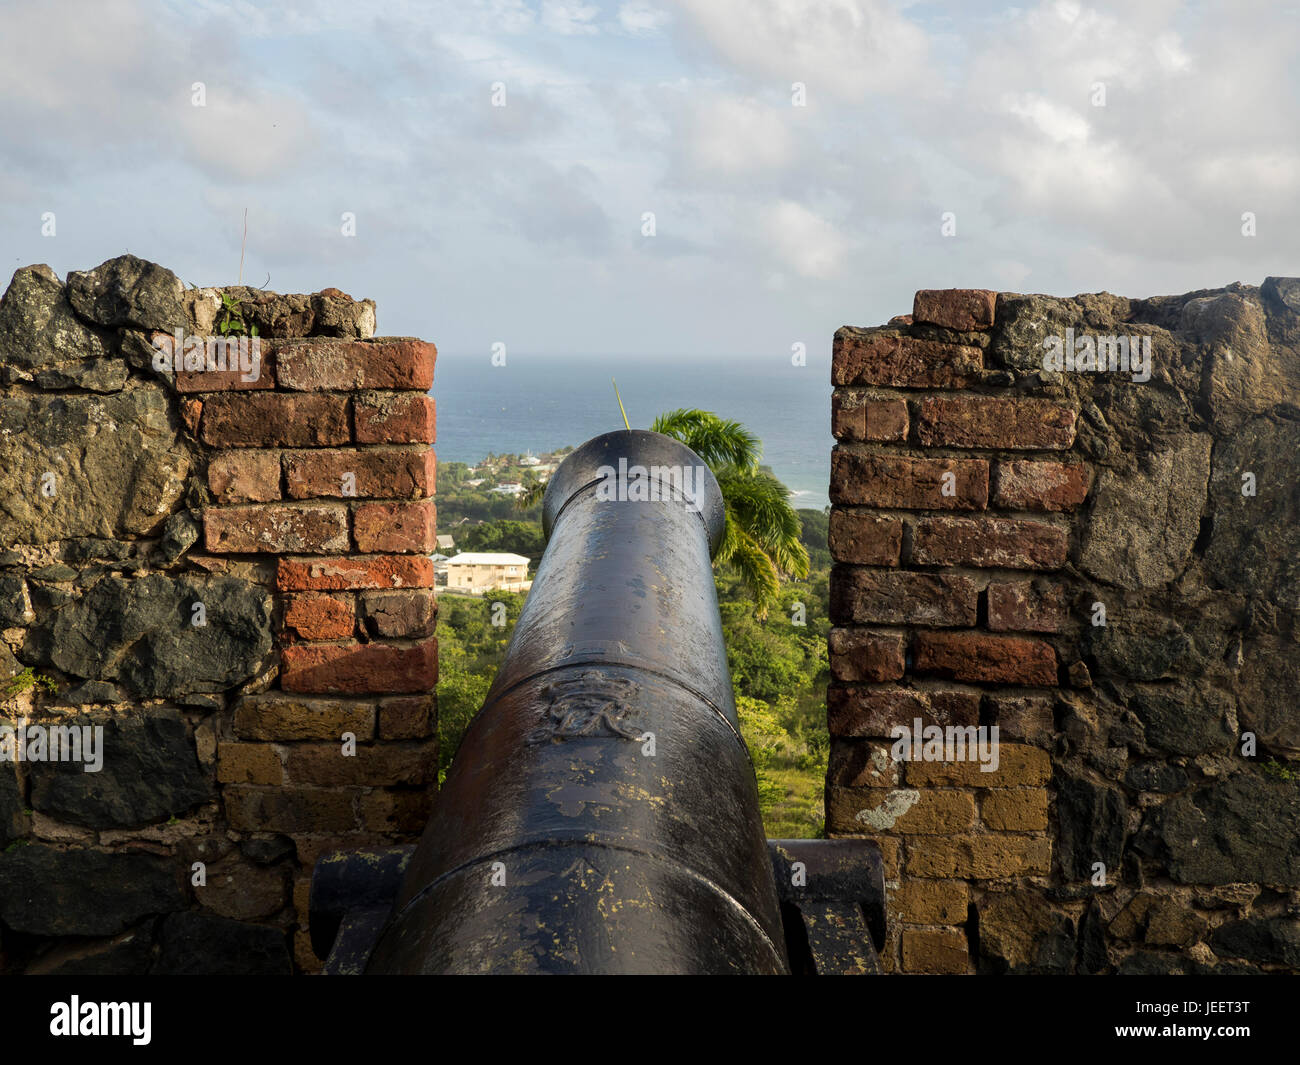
[878,927,900,973]
[981,788,1049,831]
[827,786,975,835]
[908,834,1051,878]
[901,928,968,973]
[292,873,312,925]
[294,929,323,974]
[892,879,969,924]
[216,742,284,785]
[904,743,1050,788]
[878,836,902,880]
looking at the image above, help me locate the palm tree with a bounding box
[513,411,808,615]
[514,479,545,511]
[650,409,808,617]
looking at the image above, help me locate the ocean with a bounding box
[431,354,834,509]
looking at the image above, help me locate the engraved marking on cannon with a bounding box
[525,670,645,743]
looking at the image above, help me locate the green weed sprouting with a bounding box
[0,667,57,704]
[215,292,260,338]
[1261,759,1299,784]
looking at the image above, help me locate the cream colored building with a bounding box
[443,552,532,594]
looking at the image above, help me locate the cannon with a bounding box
[312,430,886,974]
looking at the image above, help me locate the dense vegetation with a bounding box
[436,457,832,837]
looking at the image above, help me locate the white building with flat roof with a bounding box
[444,552,532,594]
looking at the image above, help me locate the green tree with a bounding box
[458,519,544,560]
[650,409,809,617]
[514,480,545,511]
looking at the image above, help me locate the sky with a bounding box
[1,0,1296,365]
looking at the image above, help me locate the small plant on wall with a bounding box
[215,292,259,338]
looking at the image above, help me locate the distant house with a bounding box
[444,552,532,594]
[431,553,450,585]
[464,478,486,488]
[519,454,540,467]
[435,534,455,552]
[490,483,525,496]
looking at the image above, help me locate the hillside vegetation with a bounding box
[436,457,831,838]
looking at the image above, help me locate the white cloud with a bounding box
[667,0,932,99]
[675,95,797,177]
[763,201,850,280]
[1,0,1296,361]
[618,2,670,35]
[541,1,601,36]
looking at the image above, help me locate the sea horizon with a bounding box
[431,352,835,510]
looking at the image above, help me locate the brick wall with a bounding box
[829,282,1300,975]
[0,257,437,974]
[197,335,438,972]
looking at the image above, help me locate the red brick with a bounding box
[833,394,908,444]
[173,338,275,392]
[833,328,982,388]
[378,694,435,740]
[284,448,434,500]
[353,500,436,553]
[275,338,435,391]
[283,742,435,787]
[831,569,978,626]
[831,391,864,440]
[985,693,1054,747]
[865,399,909,442]
[280,637,438,693]
[362,590,437,638]
[208,450,281,503]
[181,398,203,435]
[913,631,1057,686]
[829,628,906,682]
[284,593,355,640]
[828,686,980,738]
[829,512,902,566]
[986,580,1067,633]
[916,396,1076,450]
[201,393,349,447]
[828,738,900,787]
[204,504,349,554]
[354,392,436,444]
[993,460,1091,512]
[831,451,988,510]
[912,289,997,332]
[910,516,1068,569]
[277,555,435,591]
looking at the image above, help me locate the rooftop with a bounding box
[444,552,531,566]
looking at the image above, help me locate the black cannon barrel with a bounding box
[365,430,789,974]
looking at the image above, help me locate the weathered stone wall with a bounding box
[0,257,437,974]
[828,280,1300,974]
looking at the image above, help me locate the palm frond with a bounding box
[650,408,760,471]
